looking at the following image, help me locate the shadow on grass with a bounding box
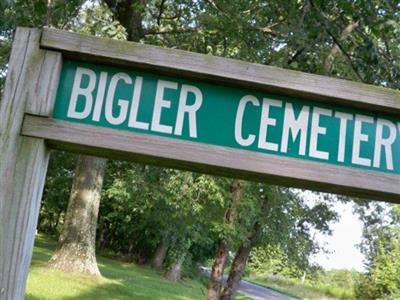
[98,261,206,300]
[27,235,206,300]
[29,235,57,267]
[25,275,146,300]
[26,280,153,300]
[26,268,203,300]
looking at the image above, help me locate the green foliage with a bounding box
[38,151,77,236]
[98,162,162,260]
[249,271,357,300]
[353,201,400,299]
[97,162,227,267]
[98,161,337,281]
[247,245,301,277]
[141,0,400,89]
[0,0,83,29]
[0,0,83,91]
[0,39,10,93]
[244,188,338,278]
[75,2,127,39]
[354,228,400,299]
[316,269,359,290]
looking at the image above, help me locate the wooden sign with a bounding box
[53,60,399,177]
[0,27,399,299]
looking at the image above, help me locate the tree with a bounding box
[48,156,107,275]
[354,202,400,299]
[47,0,128,274]
[98,161,226,278]
[219,185,337,299]
[221,221,263,300]
[161,171,226,281]
[208,180,243,300]
[50,0,152,276]
[0,0,85,92]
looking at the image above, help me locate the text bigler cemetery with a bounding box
[58,60,400,174]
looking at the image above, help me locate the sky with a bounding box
[311,201,365,272]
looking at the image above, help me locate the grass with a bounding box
[27,235,208,300]
[236,295,252,300]
[247,274,355,300]
[26,235,251,299]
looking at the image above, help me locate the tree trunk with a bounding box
[50,0,146,276]
[48,155,106,275]
[104,0,145,42]
[220,221,263,300]
[164,254,185,282]
[207,179,243,300]
[152,233,170,270]
[207,240,229,300]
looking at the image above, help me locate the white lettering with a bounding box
[92,72,108,122]
[234,95,260,146]
[128,76,149,130]
[174,84,203,138]
[68,67,96,119]
[258,98,282,151]
[335,112,353,162]
[309,107,332,160]
[352,114,373,166]
[280,103,309,155]
[105,72,131,125]
[373,118,397,170]
[151,80,177,134]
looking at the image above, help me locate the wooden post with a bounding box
[0,28,61,300]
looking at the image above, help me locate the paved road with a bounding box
[237,279,297,300]
[202,268,296,300]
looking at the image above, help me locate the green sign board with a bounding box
[54,60,400,175]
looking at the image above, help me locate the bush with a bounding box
[354,238,400,300]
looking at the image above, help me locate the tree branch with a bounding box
[205,0,224,14]
[60,3,84,30]
[287,48,305,66]
[157,0,166,26]
[309,0,363,81]
[45,0,53,27]
[324,20,359,74]
[324,25,363,81]
[257,25,279,37]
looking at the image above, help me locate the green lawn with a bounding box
[26,235,250,300]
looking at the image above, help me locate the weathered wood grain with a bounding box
[40,28,400,116]
[22,115,400,202]
[0,28,62,300]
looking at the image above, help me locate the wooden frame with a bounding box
[22,115,400,201]
[40,28,400,115]
[0,28,62,300]
[0,27,399,299]
[37,28,400,202]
